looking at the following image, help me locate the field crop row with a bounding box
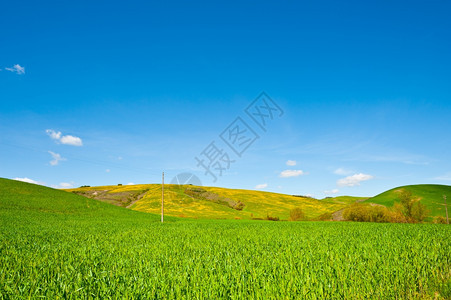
[1,210,449,299]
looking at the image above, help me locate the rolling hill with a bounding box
[67,183,451,221]
[68,184,354,220]
[0,177,165,222]
[9,177,447,221]
[363,184,451,218]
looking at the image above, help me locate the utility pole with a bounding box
[161,172,164,223]
[444,194,449,224]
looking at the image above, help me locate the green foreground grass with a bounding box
[1,178,450,298]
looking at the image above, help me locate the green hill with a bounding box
[68,183,360,220]
[321,196,369,205]
[0,177,165,221]
[364,184,451,218]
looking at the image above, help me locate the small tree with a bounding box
[399,190,414,218]
[412,202,429,223]
[289,207,305,221]
[397,190,429,223]
[389,203,408,223]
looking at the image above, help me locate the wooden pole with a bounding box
[161,172,164,223]
[444,194,449,224]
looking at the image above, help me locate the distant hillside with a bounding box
[68,184,359,220]
[364,184,451,218]
[5,178,449,222]
[321,196,369,205]
[0,178,162,221]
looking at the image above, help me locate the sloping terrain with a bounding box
[364,184,451,218]
[0,177,163,221]
[68,184,355,220]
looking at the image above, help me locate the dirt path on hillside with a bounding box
[126,191,148,208]
[332,209,345,221]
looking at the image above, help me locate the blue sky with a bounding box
[1,0,450,197]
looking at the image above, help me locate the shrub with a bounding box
[265,214,280,221]
[411,202,429,223]
[289,208,305,221]
[317,212,332,221]
[343,204,370,222]
[388,203,408,223]
[343,203,391,223]
[434,216,448,224]
[233,201,245,211]
[343,200,430,224]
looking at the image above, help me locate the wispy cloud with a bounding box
[51,182,75,189]
[434,172,451,181]
[324,189,339,195]
[279,170,305,178]
[5,64,25,75]
[255,183,268,189]
[348,154,430,165]
[13,177,44,185]
[337,173,373,187]
[46,129,83,146]
[286,160,297,166]
[48,151,66,166]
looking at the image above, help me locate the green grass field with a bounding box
[1,178,450,298]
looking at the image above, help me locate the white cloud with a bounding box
[286,160,297,166]
[48,151,66,166]
[51,182,75,189]
[279,170,305,178]
[255,183,268,189]
[58,182,74,188]
[13,177,43,185]
[46,129,61,140]
[60,135,83,146]
[337,173,373,187]
[5,64,25,75]
[324,189,339,195]
[127,182,135,185]
[46,129,83,146]
[334,168,353,175]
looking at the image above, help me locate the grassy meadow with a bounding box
[1,178,450,299]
